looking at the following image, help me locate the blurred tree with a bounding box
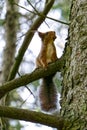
[0,0,19,129]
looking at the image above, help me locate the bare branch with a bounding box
[18,71,35,98]
[0,105,69,129]
[27,0,69,25]
[14,3,36,15]
[14,3,69,25]
[46,15,69,25]
[0,57,65,99]
[27,0,39,14]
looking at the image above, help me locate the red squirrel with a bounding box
[36,31,58,111]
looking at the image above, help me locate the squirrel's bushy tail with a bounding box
[39,74,58,111]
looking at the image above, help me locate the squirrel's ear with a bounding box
[38,32,45,38]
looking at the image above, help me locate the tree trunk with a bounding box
[0,0,19,129]
[61,0,87,129]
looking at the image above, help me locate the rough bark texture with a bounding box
[61,0,87,129]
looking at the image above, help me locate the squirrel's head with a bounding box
[38,31,56,42]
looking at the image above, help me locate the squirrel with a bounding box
[36,31,58,112]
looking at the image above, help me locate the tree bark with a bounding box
[61,0,87,129]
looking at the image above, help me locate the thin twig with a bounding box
[27,0,50,28]
[27,0,39,14]
[17,71,35,98]
[13,3,69,25]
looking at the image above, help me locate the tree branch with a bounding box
[0,106,69,129]
[14,3,69,25]
[27,0,69,25]
[8,0,55,81]
[0,57,65,99]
